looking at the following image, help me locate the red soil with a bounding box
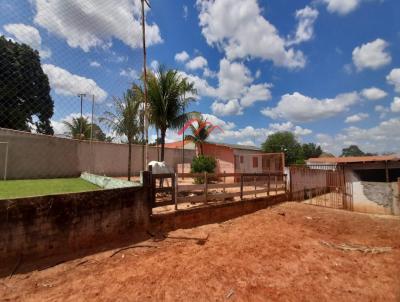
[1,202,400,301]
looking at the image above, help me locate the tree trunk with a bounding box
[160,128,166,162]
[200,143,204,156]
[128,141,132,181]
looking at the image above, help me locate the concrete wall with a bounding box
[345,168,400,215]
[0,185,151,267]
[234,150,284,174]
[0,128,196,179]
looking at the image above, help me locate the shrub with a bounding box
[191,155,216,184]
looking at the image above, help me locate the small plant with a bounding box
[191,155,216,184]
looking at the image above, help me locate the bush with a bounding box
[191,155,216,184]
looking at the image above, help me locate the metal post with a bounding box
[1,142,8,181]
[204,172,208,204]
[174,172,178,210]
[77,93,86,139]
[141,0,150,170]
[90,95,95,173]
[240,174,244,200]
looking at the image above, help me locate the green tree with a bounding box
[185,116,214,155]
[261,131,303,165]
[341,145,365,157]
[146,66,197,161]
[302,143,323,160]
[0,36,54,134]
[100,89,141,180]
[63,116,106,141]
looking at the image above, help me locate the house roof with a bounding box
[307,154,400,164]
[164,140,261,151]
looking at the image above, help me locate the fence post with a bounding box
[204,172,208,204]
[254,176,257,198]
[141,170,154,209]
[240,174,244,200]
[174,172,178,210]
[275,175,278,195]
[267,173,270,196]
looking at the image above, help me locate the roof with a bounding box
[164,140,261,151]
[307,155,400,164]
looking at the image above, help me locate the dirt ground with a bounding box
[1,202,400,302]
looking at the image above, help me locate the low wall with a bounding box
[0,185,151,267]
[151,193,288,232]
[0,128,196,179]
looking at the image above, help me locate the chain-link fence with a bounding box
[0,1,194,185]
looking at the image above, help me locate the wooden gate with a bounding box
[289,165,353,210]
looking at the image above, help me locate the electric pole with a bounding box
[77,93,86,139]
[141,0,150,170]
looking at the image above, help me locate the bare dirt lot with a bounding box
[1,202,400,302]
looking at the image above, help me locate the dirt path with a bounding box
[1,202,400,301]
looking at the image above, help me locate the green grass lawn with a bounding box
[0,178,101,200]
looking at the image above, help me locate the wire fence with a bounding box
[0,0,185,181]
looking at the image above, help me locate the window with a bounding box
[262,157,270,170]
[240,156,244,164]
[253,157,258,168]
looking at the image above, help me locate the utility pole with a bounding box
[90,95,95,142]
[77,93,86,139]
[141,0,150,169]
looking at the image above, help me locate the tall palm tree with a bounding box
[100,89,141,180]
[146,66,197,161]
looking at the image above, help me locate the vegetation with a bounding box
[341,145,375,157]
[191,155,217,184]
[261,131,323,165]
[100,89,141,180]
[0,36,54,134]
[146,66,197,161]
[0,178,100,200]
[185,116,214,155]
[63,116,107,141]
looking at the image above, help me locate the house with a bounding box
[164,141,285,174]
[307,155,400,215]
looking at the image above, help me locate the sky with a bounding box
[1,0,399,155]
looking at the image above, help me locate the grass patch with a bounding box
[0,178,101,200]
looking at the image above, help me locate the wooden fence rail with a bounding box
[150,171,287,210]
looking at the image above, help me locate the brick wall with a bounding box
[0,186,151,267]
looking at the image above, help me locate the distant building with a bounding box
[307,155,400,215]
[165,141,285,174]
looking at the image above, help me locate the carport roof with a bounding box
[307,155,400,164]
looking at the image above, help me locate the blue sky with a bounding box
[1,0,399,155]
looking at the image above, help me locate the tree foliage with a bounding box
[185,115,214,155]
[261,131,324,165]
[146,66,197,161]
[0,36,54,134]
[191,155,216,184]
[100,89,141,180]
[341,145,375,157]
[63,116,106,141]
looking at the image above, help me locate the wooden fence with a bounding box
[150,172,287,210]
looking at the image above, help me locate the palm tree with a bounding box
[63,117,92,140]
[146,66,197,161]
[100,89,141,180]
[184,116,213,155]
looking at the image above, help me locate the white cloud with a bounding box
[345,113,369,123]
[181,58,272,115]
[262,91,360,122]
[211,99,243,116]
[175,51,190,62]
[286,6,319,46]
[120,68,138,80]
[42,64,108,101]
[374,105,389,119]
[323,0,361,15]
[32,0,162,52]
[185,56,208,70]
[150,60,159,71]
[201,113,236,130]
[387,68,400,93]
[3,23,51,58]
[240,84,272,107]
[90,61,101,68]
[352,39,391,71]
[183,5,188,20]
[316,118,400,155]
[391,97,400,112]
[197,0,305,69]
[361,87,387,100]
